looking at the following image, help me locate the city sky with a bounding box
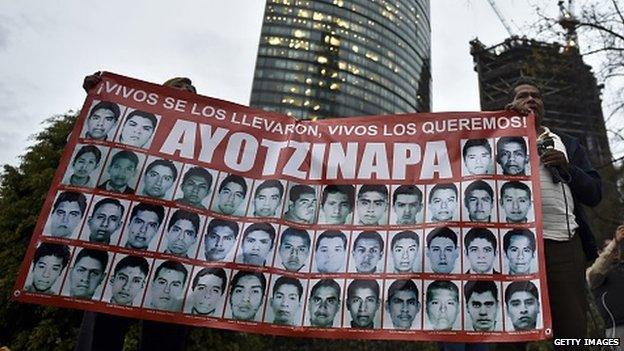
[3,0,614,168]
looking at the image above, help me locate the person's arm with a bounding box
[566,142,602,206]
[586,225,624,288]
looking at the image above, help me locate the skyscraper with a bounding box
[249,0,431,120]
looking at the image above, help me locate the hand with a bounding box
[614,225,624,244]
[83,72,102,93]
[505,101,532,116]
[540,149,569,171]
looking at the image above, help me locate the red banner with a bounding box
[13,72,551,342]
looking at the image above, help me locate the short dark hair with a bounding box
[347,279,379,301]
[464,280,498,302]
[463,180,494,208]
[206,218,239,237]
[426,227,457,247]
[310,279,340,297]
[391,230,420,249]
[353,231,384,252]
[504,281,538,304]
[255,180,284,198]
[358,184,388,199]
[230,270,266,296]
[496,137,527,159]
[289,184,315,202]
[272,276,303,300]
[91,198,124,217]
[110,150,139,168]
[392,185,423,205]
[243,223,276,248]
[182,167,213,188]
[426,280,459,302]
[464,227,497,252]
[74,248,109,269]
[153,260,188,283]
[463,139,492,158]
[53,191,87,214]
[322,185,355,206]
[125,110,157,129]
[315,230,347,251]
[429,183,458,203]
[163,77,197,93]
[192,267,227,292]
[74,145,102,164]
[510,77,541,98]
[89,101,121,121]
[219,174,247,196]
[33,243,71,269]
[167,209,200,234]
[130,203,165,225]
[280,227,311,248]
[114,255,149,277]
[503,229,536,252]
[500,181,532,200]
[387,279,419,301]
[145,159,178,181]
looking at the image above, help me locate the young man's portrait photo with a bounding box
[104,254,150,307]
[355,184,388,226]
[276,227,311,272]
[391,185,423,225]
[120,202,166,251]
[427,183,459,223]
[116,109,159,149]
[62,144,106,188]
[79,196,127,245]
[44,191,89,239]
[496,136,530,176]
[424,280,461,331]
[461,138,494,176]
[283,183,318,224]
[184,267,228,316]
[144,259,188,312]
[462,179,496,222]
[236,222,277,267]
[81,100,123,141]
[202,218,239,262]
[344,279,381,329]
[265,276,305,326]
[349,231,385,273]
[424,227,460,274]
[387,230,421,273]
[464,280,502,331]
[137,157,180,200]
[158,209,202,258]
[249,179,284,218]
[317,184,355,225]
[62,248,109,300]
[499,181,534,223]
[504,280,542,331]
[312,230,348,273]
[226,270,267,322]
[97,148,144,194]
[502,229,537,275]
[24,243,71,295]
[384,279,421,330]
[174,166,215,210]
[463,227,500,275]
[305,279,342,328]
[211,173,250,217]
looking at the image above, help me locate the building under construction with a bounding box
[470,36,612,166]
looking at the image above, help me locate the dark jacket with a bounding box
[558,131,602,262]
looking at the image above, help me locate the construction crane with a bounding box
[486,0,514,36]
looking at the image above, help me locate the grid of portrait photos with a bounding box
[21,98,545,340]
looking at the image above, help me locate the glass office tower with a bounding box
[250,0,431,119]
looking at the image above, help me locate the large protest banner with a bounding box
[13,72,551,342]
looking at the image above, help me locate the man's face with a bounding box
[217,181,245,215]
[270,283,301,325]
[348,287,379,328]
[352,238,382,273]
[357,191,387,225]
[506,236,535,274]
[143,165,175,198]
[393,194,421,225]
[242,230,273,265]
[87,108,116,140]
[230,275,264,320]
[110,266,146,305]
[150,268,185,311]
[315,237,346,273]
[466,291,498,331]
[166,219,197,256]
[466,238,496,274]
[321,192,352,224]
[501,188,531,223]
[308,286,340,327]
[190,274,224,315]
[69,257,105,299]
[121,115,154,147]
[279,235,310,271]
[466,189,493,222]
[392,238,418,273]
[181,175,210,206]
[426,288,459,330]
[254,187,281,217]
[72,152,98,178]
[49,201,83,237]
[464,145,492,175]
[88,203,123,243]
[288,193,317,223]
[498,142,528,175]
[429,189,457,222]
[107,158,137,188]
[126,210,161,250]
[205,225,237,261]
[31,255,64,292]
[388,289,419,329]
[426,236,458,273]
[507,291,539,330]
[512,84,545,122]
